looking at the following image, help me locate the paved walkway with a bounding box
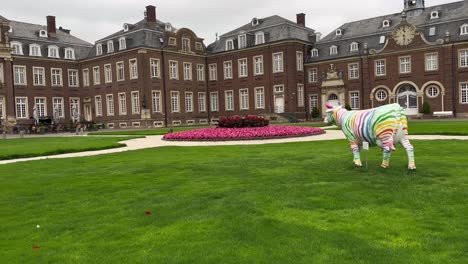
[1,130,468,165]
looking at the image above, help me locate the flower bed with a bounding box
[162,126,325,141]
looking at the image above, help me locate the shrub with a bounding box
[311,107,320,118]
[345,104,352,111]
[420,101,431,115]
[218,115,269,128]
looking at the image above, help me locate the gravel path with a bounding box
[1,130,467,165]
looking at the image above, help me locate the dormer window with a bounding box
[29,44,42,57]
[335,29,343,36]
[350,42,359,52]
[165,23,172,31]
[39,30,47,38]
[182,37,191,52]
[225,39,234,51]
[195,42,203,51]
[379,36,386,44]
[238,34,247,49]
[119,37,126,50]
[431,11,440,19]
[8,26,13,33]
[96,44,103,55]
[107,41,114,53]
[255,32,265,45]
[330,45,338,55]
[252,18,259,27]
[382,20,391,28]
[11,41,23,55]
[65,48,75,60]
[168,37,177,46]
[460,24,468,36]
[48,45,59,58]
[123,23,130,32]
[311,48,319,57]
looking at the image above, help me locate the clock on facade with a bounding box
[392,25,416,46]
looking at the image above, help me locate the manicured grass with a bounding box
[1,140,467,263]
[408,121,468,135]
[88,126,206,136]
[0,136,136,160]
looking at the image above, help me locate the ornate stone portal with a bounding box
[320,64,345,116]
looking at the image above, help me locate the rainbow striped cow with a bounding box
[324,102,416,170]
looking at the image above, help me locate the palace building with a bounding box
[0,0,467,131]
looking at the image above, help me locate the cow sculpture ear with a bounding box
[326,102,333,109]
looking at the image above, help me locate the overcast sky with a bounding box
[2,0,456,44]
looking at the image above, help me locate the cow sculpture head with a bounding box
[323,102,341,126]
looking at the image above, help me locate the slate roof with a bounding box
[207,15,316,54]
[308,0,468,63]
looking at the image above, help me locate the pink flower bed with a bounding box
[163,126,325,141]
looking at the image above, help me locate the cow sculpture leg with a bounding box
[380,136,395,169]
[350,141,362,167]
[401,137,416,170]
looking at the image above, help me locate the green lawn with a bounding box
[0,136,135,160]
[408,121,468,135]
[1,140,466,263]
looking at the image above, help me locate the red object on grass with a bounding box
[32,246,40,250]
[145,211,152,215]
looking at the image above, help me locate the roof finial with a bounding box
[401,11,407,22]
[215,33,218,41]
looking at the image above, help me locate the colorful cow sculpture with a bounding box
[324,102,416,170]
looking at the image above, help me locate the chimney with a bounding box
[146,5,156,24]
[47,16,56,38]
[296,13,305,27]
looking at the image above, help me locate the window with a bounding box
[33,67,45,86]
[34,97,47,117]
[399,56,412,74]
[255,32,265,45]
[461,83,468,104]
[29,44,41,57]
[129,59,138,79]
[376,90,388,101]
[119,37,126,50]
[182,38,191,52]
[225,39,234,51]
[255,87,265,109]
[104,64,112,83]
[350,42,359,52]
[106,94,114,116]
[169,37,177,46]
[169,61,178,79]
[95,96,102,117]
[311,48,319,57]
[185,92,193,112]
[11,42,23,55]
[150,59,160,78]
[239,58,248,77]
[93,67,100,85]
[336,29,342,36]
[15,97,28,119]
[296,52,304,71]
[431,11,440,19]
[224,61,233,79]
[107,41,114,53]
[124,24,130,32]
[310,95,318,110]
[209,63,217,80]
[379,36,386,44]
[330,46,338,55]
[48,46,59,58]
[348,63,359,79]
[425,53,438,71]
[375,60,386,76]
[382,20,390,28]
[254,56,264,75]
[166,24,172,31]
[14,66,27,85]
[210,92,219,112]
[68,70,79,87]
[195,42,203,51]
[429,27,436,36]
[51,68,63,86]
[252,18,259,26]
[0,64,3,83]
[297,84,304,107]
[183,63,192,80]
[460,49,468,68]
[238,34,247,49]
[117,62,125,81]
[118,93,127,115]
[131,91,140,114]
[96,44,103,56]
[461,24,468,35]
[171,91,180,112]
[426,85,440,98]
[198,92,206,112]
[70,98,80,121]
[274,85,284,93]
[350,91,359,110]
[197,64,205,81]
[52,98,64,118]
[239,89,249,110]
[273,52,283,73]
[225,90,234,111]
[152,90,162,113]
[65,48,75,60]
[83,69,90,87]
[308,68,317,83]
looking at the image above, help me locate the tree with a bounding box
[420,101,431,115]
[311,107,320,119]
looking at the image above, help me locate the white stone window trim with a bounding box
[296,51,304,71]
[116,61,125,81]
[95,95,103,117]
[96,44,103,56]
[459,49,468,68]
[48,45,60,58]
[399,55,412,74]
[255,87,265,109]
[64,47,75,60]
[150,58,161,78]
[330,45,338,55]
[350,42,359,52]
[14,65,27,85]
[32,67,46,86]
[225,39,234,51]
[238,58,248,78]
[92,66,101,85]
[183,62,192,81]
[311,48,319,57]
[119,37,127,50]
[239,88,249,110]
[107,41,114,53]
[209,63,218,81]
[335,29,343,36]
[376,90,388,102]
[104,64,112,83]
[29,43,42,57]
[15,97,29,119]
[225,90,234,111]
[11,41,24,55]
[129,58,138,79]
[426,85,440,98]
[460,82,468,104]
[272,52,284,73]
[348,62,360,80]
[223,61,233,80]
[425,52,439,71]
[51,68,63,86]
[238,34,247,49]
[169,60,179,80]
[253,55,264,76]
[382,20,391,28]
[68,69,80,87]
[375,59,386,76]
[255,32,265,45]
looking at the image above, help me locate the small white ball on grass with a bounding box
[36,225,40,228]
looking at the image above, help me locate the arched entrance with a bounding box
[397,84,418,115]
[328,93,340,107]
